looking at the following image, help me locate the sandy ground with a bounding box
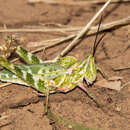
[0,0,130,130]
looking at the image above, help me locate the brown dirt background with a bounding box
[0,0,130,130]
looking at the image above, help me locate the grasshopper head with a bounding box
[84,17,105,85]
[84,54,97,85]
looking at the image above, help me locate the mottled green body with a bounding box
[0,36,98,95]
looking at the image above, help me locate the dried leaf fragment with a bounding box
[95,76,123,91]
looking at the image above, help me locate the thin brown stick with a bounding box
[0,28,80,33]
[0,82,12,88]
[113,66,130,71]
[57,0,112,58]
[28,0,130,5]
[121,82,130,88]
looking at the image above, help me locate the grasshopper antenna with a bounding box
[92,16,105,57]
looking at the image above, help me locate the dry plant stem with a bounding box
[113,66,130,71]
[31,34,76,53]
[28,0,130,5]
[0,16,130,34]
[121,82,130,88]
[7,16,130,60]
[58,0,112,58]
[0,28,80,33]
[27,35,75,48]
[28,16,130,48]
[0,82,12,88]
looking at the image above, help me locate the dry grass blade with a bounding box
[28,0,130,5]
[28,34,75,48]
[27,16,130,48]
[0,28,80,33]
[57,0,112,58]
[121,82,130,89]
[0,82,12,88]
[95,76,122,91]
[95,79,122,91]
[113,66,130,71]
[0,16,130,34]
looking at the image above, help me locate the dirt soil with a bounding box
[0,0,130,130]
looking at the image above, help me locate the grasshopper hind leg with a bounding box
[16,46,43,64]
[0,35,43,64]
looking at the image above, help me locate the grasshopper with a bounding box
[0,21,105,113]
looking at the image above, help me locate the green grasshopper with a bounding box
[0,23,105,113]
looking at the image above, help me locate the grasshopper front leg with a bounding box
[96,66,108,80]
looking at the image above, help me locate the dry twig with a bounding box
[0,16,130,34]
[28,0,130,5]
[28,16,130,49]
[113,66,130,71]
[0,28,80,33]
[0,82,12,88]
[121,82,130,88]
[57,0,112,58]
